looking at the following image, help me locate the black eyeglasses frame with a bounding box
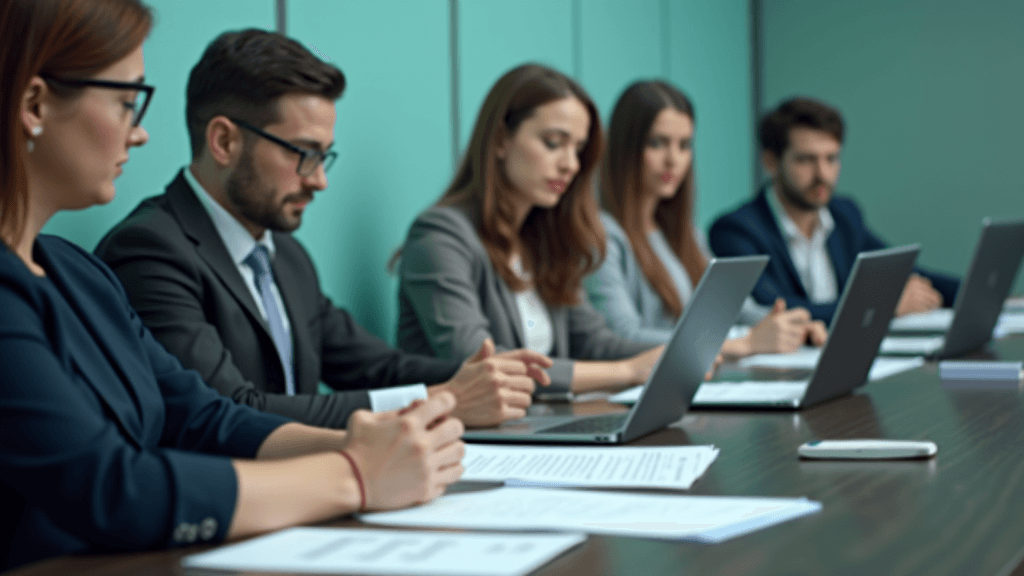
[41,75,155,127]
[229,118,337,177]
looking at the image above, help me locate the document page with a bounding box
[461,444,719,490]
[739,348,924,378]
[610,357,923,404]
[181,527,585,576]
[996,312,1024,335]
[889,309,954,331]
[362,487,822,543]
[879,336,944,355]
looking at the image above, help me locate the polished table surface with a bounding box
[11,336,1024,576]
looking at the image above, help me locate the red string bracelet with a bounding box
[337,449,366,512]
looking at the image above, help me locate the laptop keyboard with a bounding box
[537,414,628,434]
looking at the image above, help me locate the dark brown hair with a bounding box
[759,97,845,158]
[186,28,346,159]
[601,80,704,319]
[0,0,152,247]
[438,63,605,306]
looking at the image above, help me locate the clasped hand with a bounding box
[430,338,553,427]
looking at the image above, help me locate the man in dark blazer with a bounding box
[709,97,959,324]
[96,30,547,429]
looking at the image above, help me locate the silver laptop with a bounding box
[691,245,919,410]
[461,255,769,444]
[883,218,1024,358]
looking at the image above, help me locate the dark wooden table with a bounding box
[11,337,1024,576]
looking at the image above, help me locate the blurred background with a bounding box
[45,0,1024,342]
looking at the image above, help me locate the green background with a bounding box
[41,0,1021,344]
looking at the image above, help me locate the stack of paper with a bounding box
[609,353,923,404]
[995,312,1024,335]
[888,308,1024,336]
[738,348,924,379]
[878,336,945,355]
[461,444,719,490]
[736,348,924,377]
[889,309,954,331]
[182,527,586,576]
[361,487,821,543]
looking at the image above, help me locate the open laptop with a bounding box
[689,245,920,410]
[461,255,769,444]
[882,218,1024,358]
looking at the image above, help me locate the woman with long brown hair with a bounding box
[397,64,662,395]
[587,80,825,355]
[0,0,464,568]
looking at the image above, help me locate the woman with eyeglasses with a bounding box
[0,0,464,569]
[395,64,663,396]
[586,80,827,355]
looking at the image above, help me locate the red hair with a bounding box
[0,0,152,246]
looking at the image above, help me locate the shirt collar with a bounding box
[766,183,834,242]
[183,166,276,266]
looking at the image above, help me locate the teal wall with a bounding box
[288,0,453,341]
[42,0,275,257]
[759,0,1024,289]
[41,0,755,344]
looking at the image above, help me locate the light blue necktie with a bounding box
[243,246,295,395]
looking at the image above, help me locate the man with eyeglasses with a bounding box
[96,29,549,430]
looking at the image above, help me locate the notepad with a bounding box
[181,527,585,576]
[361,487,821,543]
[461,444,719,490]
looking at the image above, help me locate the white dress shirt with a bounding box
[766,184,838,304]
[184,167,426,410]
[511,259,554,355]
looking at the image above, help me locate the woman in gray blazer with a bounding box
[397,65,661,396]
[586,80,827,352]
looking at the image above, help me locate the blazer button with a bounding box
[185,523,199,543]
[200,517,218,541]
[173,522,190,543]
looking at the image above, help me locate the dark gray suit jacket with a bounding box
[397,204,651,391]
[96,171,460,428]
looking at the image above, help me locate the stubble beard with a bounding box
[225,147,305,233]
[776,171,831,213]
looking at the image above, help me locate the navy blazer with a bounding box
[0,237,288,570]
[95,172,461,428]
[709,187,960,323]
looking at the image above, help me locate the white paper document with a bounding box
[889,309,1024,335]
[889,308,954,331]
[738,348,924,379]
[879,336,945,355]
[609,356,924,404]
[181,527,585,576]
[361,487,822,543]
[461,444,719,490]
[995,313,1024,335]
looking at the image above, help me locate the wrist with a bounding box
[337,449,367,512]
[720,336,750,358]
[624,358,644,385]
[427,382,452,398]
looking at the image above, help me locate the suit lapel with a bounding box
[754,188,810,299]
[164,173,273,338]
[36,241,145,448]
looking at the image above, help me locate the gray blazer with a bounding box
[397,204,652,391]
[585,212,769,347]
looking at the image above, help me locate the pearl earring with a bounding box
[27,126,42,153]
